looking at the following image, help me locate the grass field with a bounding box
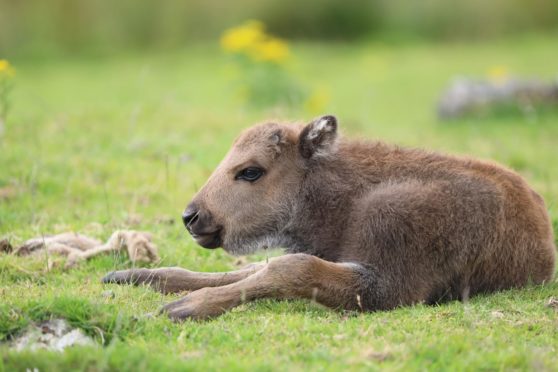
[1,35,558,371]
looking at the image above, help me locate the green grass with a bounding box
[1,35,558,371]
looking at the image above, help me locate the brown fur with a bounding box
[103,115,556,320]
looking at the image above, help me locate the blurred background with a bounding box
[1,4,557,368]
[0,0,557,234]
[1,0,558,56]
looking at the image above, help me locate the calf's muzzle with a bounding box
[182,203,222,249]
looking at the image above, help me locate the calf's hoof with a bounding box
[101,269,150,285]
[160,288,228,321]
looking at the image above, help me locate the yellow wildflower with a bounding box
[487,65,509,84]
[220,21,290,64]
[220,20,266,53]
[250,38,290,64]
[0,59,15,77]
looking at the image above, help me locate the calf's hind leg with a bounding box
[161,253,378,320]
[102,263,265,294]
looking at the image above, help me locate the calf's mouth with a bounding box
[181,206,223,249]
[190,229,222,249]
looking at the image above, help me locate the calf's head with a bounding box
[182,115,338,254]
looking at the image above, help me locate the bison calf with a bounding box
[103,115,556,320]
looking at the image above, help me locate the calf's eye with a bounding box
[235,167,264,182]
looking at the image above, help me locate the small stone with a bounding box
[437,78,558,119]
[11,319,95,352]
[101,290,115,299]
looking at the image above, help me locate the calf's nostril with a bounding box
[182,208,199,229]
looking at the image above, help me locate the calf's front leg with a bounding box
[161,253,373,320]
[102,263,265,294]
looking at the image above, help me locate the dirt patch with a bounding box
[10,319,96,352]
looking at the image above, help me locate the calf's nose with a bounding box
[182,205,199,229]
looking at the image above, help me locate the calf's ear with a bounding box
[298,115,338,159]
